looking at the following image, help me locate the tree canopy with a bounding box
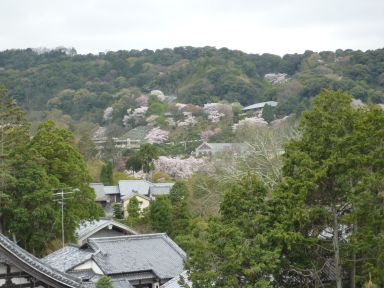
[273,89,384,287]
[0,86,103,255]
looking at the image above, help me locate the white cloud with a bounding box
[0,0,383,55]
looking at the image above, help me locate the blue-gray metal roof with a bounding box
[242,101,278,111]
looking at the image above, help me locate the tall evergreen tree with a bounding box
[272,89,384,287]
[187,175,280,287]
[30,120,103,245]
[170,181,190,237]
[127,196,140,219]
[100,162,113,185]
[149,196,173,234]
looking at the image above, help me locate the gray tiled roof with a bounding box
[42,245,93,272]
[104,186,120,195]
[161,271,192,288]
[90,183,107,202]
[112,271,156,281]
[242,101,278,111]
[75,218,137,243]
[68,269,97,282]
[110,278,134,288]
[0,234,82,288]
[88,234,186,280]
[121,193,151,202]
[118,180,151,197]
[197,142,250,154]
[150,183,174,196]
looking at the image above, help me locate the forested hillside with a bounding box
[2,47,384,287]
[1,47,383,128]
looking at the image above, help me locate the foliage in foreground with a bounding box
[185,90,384,287]
[0,85,103,255]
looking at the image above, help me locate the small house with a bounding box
[193,142,250,157]
[43,234,186,288]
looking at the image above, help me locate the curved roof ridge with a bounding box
[161,234,187,259]
[0,233,82,288]
[76,219,138,241]
[89,233,167,242]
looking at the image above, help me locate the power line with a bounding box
[53,188,79,248]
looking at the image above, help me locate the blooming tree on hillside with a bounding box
[145,127,170,144]
[175,103,187,110]
[200,128,222,141]
[177,112,197,127]
[122,106,148,127]
[232,117,268,131]
[103,107,113,121]
[135,95,149,107]
[203,103,225,123]
[155,156,208,178]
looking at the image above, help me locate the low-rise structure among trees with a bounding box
[43,234,186,288]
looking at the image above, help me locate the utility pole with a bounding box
[53,188,79,248]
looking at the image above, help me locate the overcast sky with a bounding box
[1,0,383,56]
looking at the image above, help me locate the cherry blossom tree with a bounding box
[200,128,222,141]
[154,156,208,179]
[232,116,268,131]
[122,106,148,127]
[135,95,149,107]
[103,107,113,121]
[145,127,170,144]
[175,103,187,110]
[203,103,225,123]
[177,111,197,127]
[203,103,233,123]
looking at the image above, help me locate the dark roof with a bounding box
[75,218,137,244]
[88,234,186,279]
[0,233,82,288]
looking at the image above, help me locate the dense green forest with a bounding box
[0,47,383,128]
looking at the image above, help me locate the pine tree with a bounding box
[100,162,113,185]
[149,196,173,234]
[187,175,280,287]
[127,196,140,219]
[96,276,113,288]
[170,181,189,237]
[272,89,384,287]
